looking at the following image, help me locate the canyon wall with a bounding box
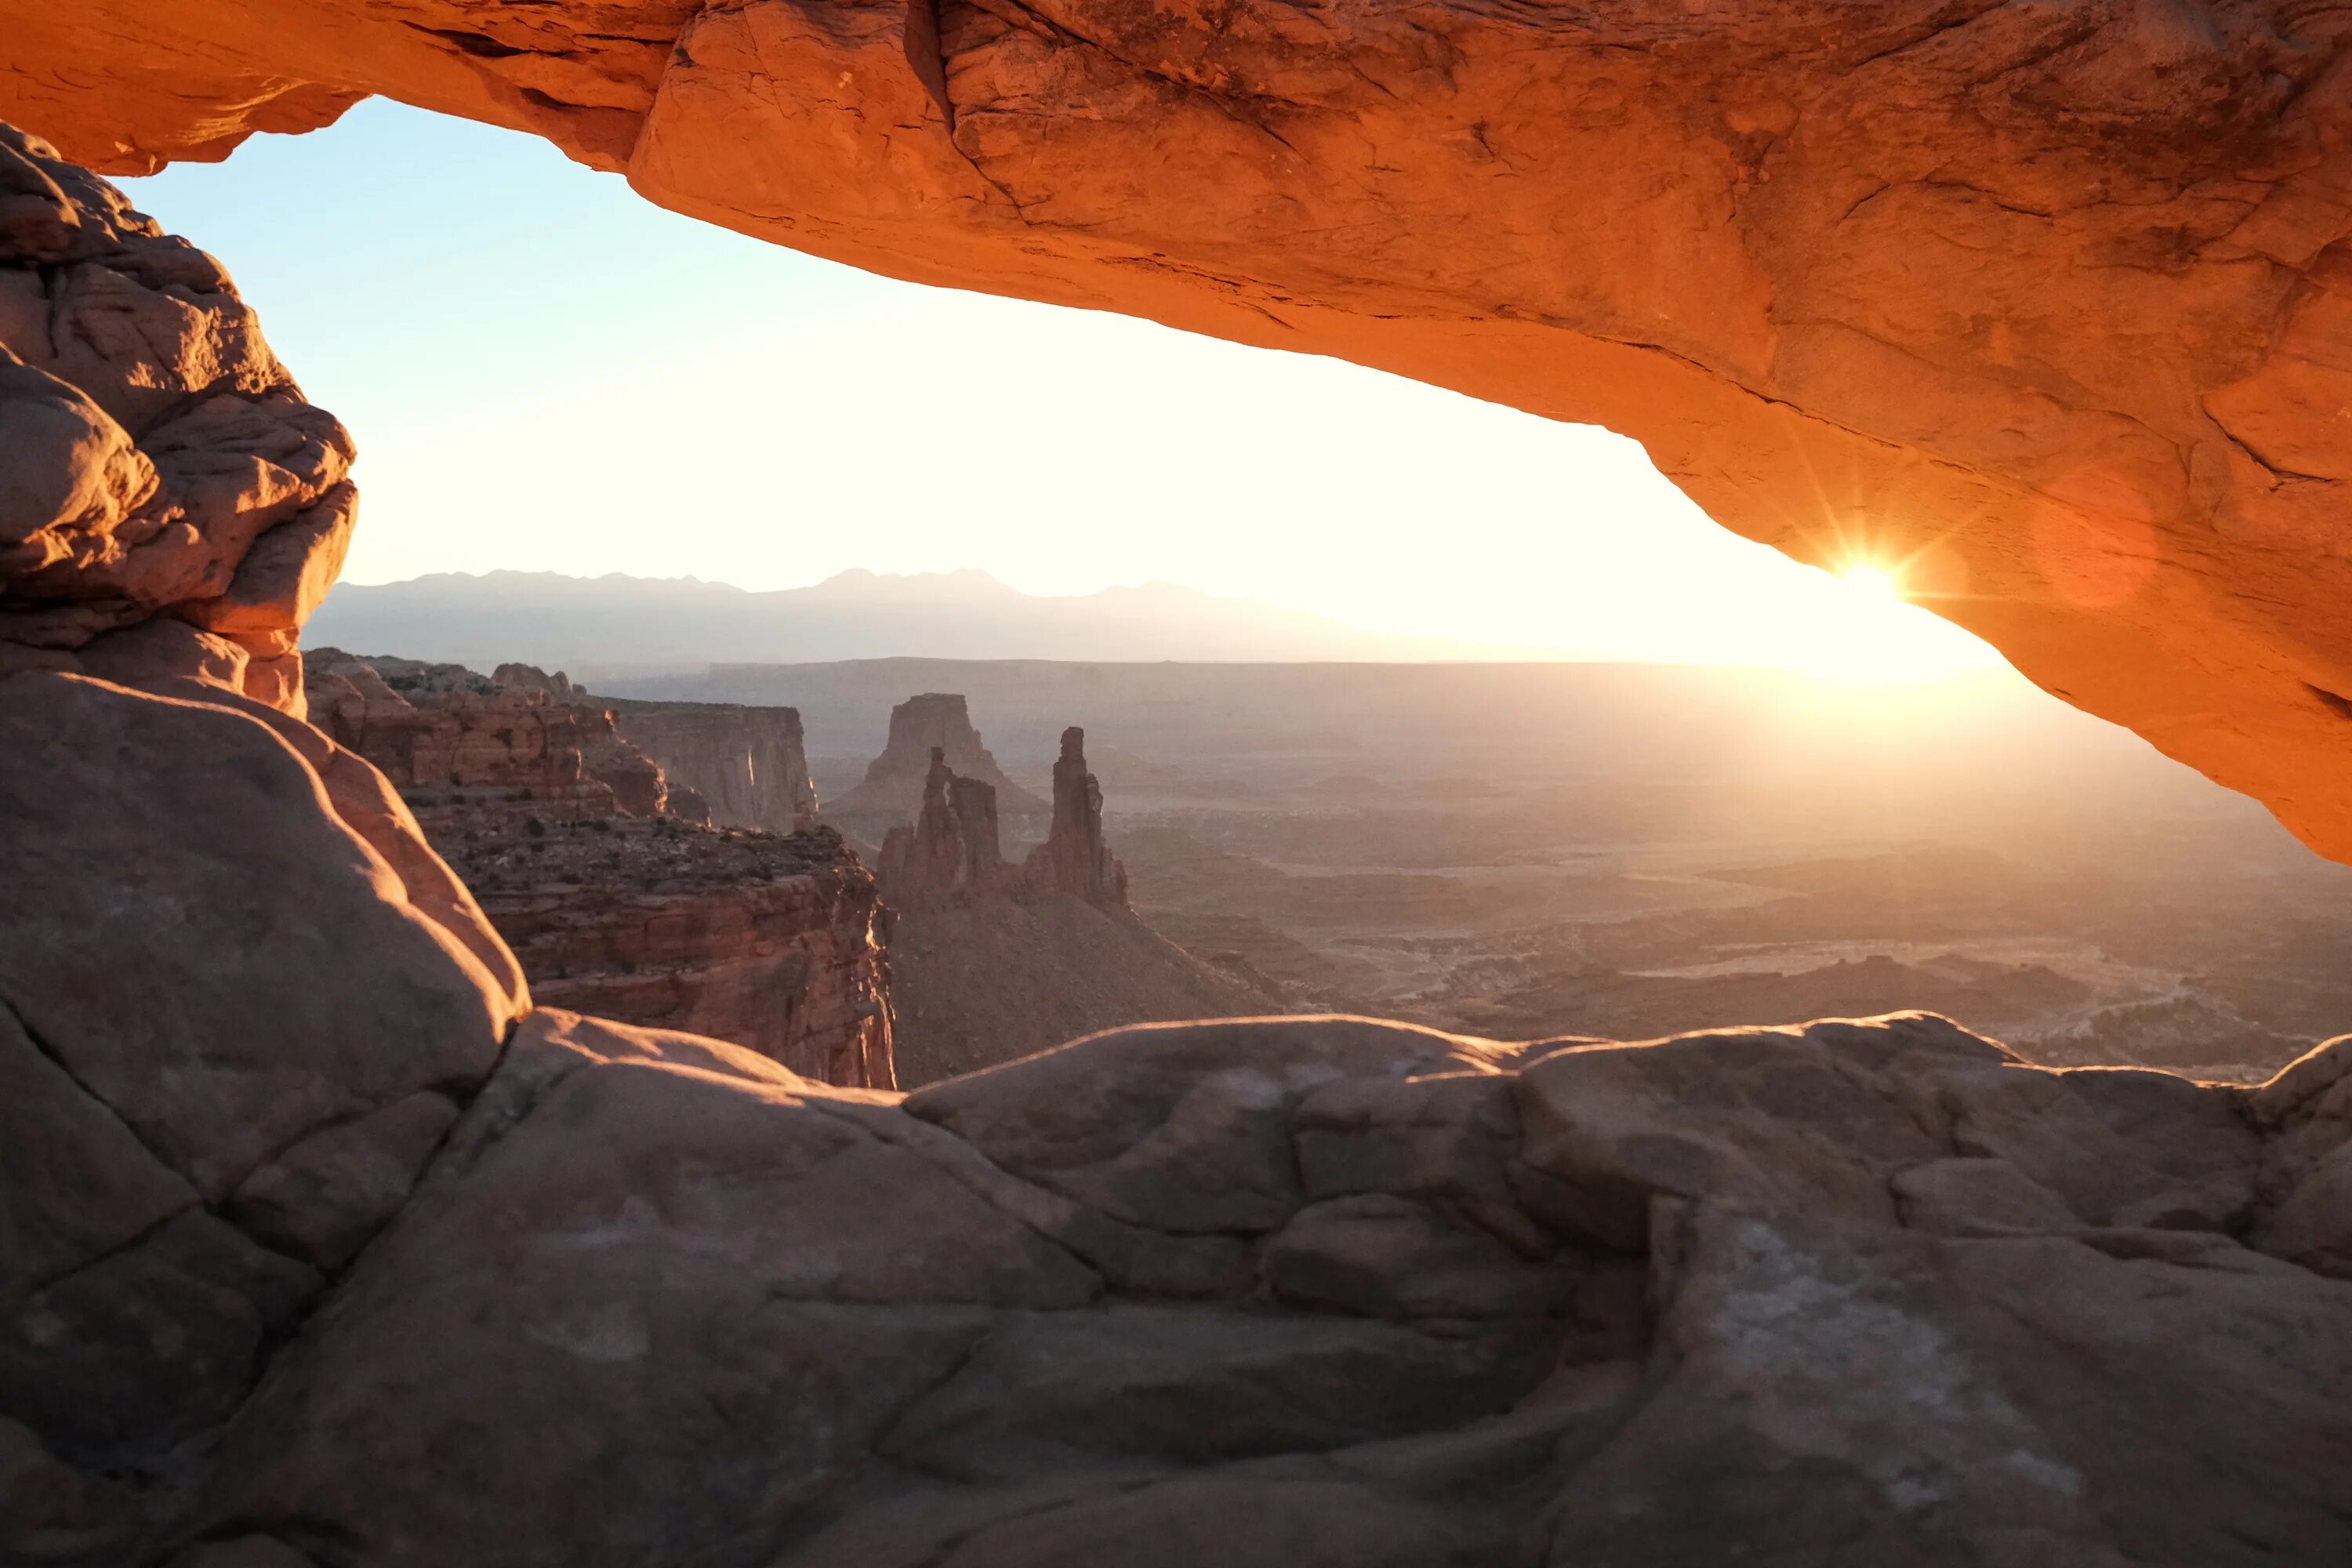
[6,5,2352,864]
[309,652,895,1087]
[606,694,819,832]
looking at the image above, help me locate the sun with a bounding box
[1837,561,1904,601]
[1759,554,2005,684]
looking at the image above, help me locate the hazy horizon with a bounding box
[311,562,2033,679]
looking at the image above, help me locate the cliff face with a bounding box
[607,695,818,832]
[831,691,1047,823]
[453,819,895,1087]
[307,652,895,1088]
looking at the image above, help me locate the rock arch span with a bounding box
[6,0,2352,858]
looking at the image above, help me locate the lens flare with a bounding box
[1837,562,1903,600]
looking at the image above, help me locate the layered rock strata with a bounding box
[14,681,2352,1565]
[307,652,895,1087]
[605,694,819,831]
[9,19,2352,863]
[832,691,1046,824]
[0,124,351,717]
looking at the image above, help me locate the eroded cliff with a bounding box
[308,652,895,1087]
[606,695,820,832]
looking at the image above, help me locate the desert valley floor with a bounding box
[575,659,2352,1085]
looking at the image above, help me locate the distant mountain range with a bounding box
[306,569,1549,674]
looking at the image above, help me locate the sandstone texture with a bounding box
[9,16,2352,859]
[833,692,1046,826]
[14,692,2352,1566]
[0,125,350,716]
[607,694,820,832]
[306,652,896,1087]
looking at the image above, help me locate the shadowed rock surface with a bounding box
[8,16,2352,862]
[13,677,2352,1565]
[1024,725,1127,906]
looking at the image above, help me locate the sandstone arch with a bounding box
[7,0,2352,858]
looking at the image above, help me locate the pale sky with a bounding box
[121,100,2002,677]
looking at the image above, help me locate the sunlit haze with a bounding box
[122,100,2002,677]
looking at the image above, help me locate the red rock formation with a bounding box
[457,819,895,1087]
[308,652,895,1087]
[832,691,1046,824]
[306,651,630,820]
[12,14,2352,862]
[877,745,1007,909]
[605,694,818,831]
[1022,724,1128,908]
[0,125,350,717]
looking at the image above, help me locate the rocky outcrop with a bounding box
[0,124,350,718]
[876,730,1264,1081]
[306,651,644,820]
[462,820,895,1087]
[877,725,1126,913]
[307,652,895,1087]
[9,20,2352,865]
[606,694,818,831]
[15,696,2352,1565]
[1023,724,1127,907]
[0,672,514,1564]
[877,746,1007,911]
[832,692,1046,825]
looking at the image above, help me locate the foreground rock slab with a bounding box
[9,674,2352,1566]
[144,1011,2352,1564]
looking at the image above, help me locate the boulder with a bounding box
[0,126,350,714]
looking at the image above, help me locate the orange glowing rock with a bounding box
[2,1,2352,856]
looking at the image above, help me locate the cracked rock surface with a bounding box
[11,672,2352,1566]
